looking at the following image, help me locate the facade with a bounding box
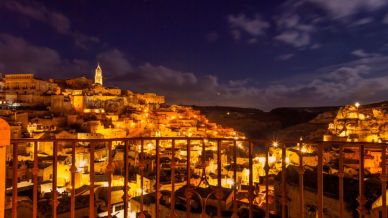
[94,63,103,85]
[325,104,388,142]
[4,74,58,96]
[0,68,247,217]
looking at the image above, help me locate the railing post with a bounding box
[216,139,223,218]
[381,144,387,218]
[317,143,323,218]
[170,139,177,218]
[298,141,304,218]
[32,142,38,218]
[52,141,58,218]
[281,143,287,218]
[107,141,113,218]
[248,141,253,218]
[12,143,17,218]
[0,118,10,218]
[155,139,161,218]
[70,142,76,218]
[185,139,192,218]
[231,140,238,218]
[140,140,145,218]
[89,142,95,218]
[358,144,365,218]
[123,140,129,218]
[338,144,344,217]
[265,143,270,218]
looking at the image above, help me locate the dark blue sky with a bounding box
[1,0,388,110]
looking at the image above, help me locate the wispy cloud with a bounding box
[228,14,269,42]
[382,13,388,24]
[2,33,388,110]
[274,14,315,48]
[307,0,387,19]
[2,1,70,34]
[351,49,380,58]
[96,48,388,110]
[349,17,374,27]
[276,53,294,61]
[0,33,90,77]
[1,1,99,49]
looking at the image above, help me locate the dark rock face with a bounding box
[192,105,338,140]
[192,101,388,140]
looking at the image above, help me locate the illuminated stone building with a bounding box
[1,67,247,217]
[3,74,58,96]
[325,104,388,142]
[94,63,103,85]
[136,93,165,105]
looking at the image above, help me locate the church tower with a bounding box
[95,63,103,85]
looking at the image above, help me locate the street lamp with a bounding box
[355,102,360,120]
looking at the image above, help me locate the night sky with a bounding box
[1,0,388,110]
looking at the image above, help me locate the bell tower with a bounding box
[95,63,103,85]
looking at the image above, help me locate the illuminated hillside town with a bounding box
[4,0,388,217]
[0,65,388,218]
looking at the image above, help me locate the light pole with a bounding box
[355,102,360,119]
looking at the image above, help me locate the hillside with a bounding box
[191,105,338,140]
[192,101,388,140]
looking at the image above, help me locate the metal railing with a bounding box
[6,137,388,218]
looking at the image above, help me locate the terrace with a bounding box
[0,119,388,218]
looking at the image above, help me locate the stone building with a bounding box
[326,104,388,142]
[94,63,103,85]
[4,74,58,96]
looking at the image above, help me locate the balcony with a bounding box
[1,137,387,218]
[0,115,386,218]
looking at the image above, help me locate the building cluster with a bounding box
[0,65,240,139]
[325,103,388,143]
[276,103,388,217]
[3,65,388,217]
[0,66,251,217]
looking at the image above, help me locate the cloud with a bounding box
[351,49,380,58]
[2,1,71,34]
[0,33,91,77]
[276,53,294,61]
[2,34,388,110]
[307,0,387,18]
[0,33,61,73]
[349,17,374,27]
[264,54,388,108]
[274,14,315,48]
[275,31,311,47]
[228,14,269,42]
[1,1,99,49]
[260,64,388,108]
[103,49,388,110]
[310,43,321,49]
[383,13,388,24]
[97,49,133,77]
[73,32,100,49]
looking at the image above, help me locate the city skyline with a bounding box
[1,0,388,110]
